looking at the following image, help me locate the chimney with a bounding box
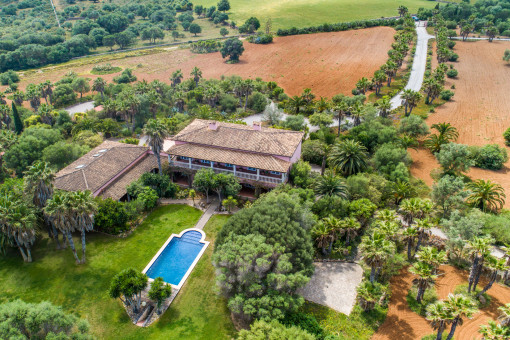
[252,121,262,131]
[208,121,218,131]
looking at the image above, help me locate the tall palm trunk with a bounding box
[15,238,28,262]
[26,244,32,262]
[446,317,459,340]
[66,231,80,263]
[435,322,446,340]
[370,265,376,283]
[81,229,87,264]
[407,239,414,261]
[476,271,497,298]
[473,258,485,291]
[468,256,479,293]
[156,153,162,177]
[51,224,61,249]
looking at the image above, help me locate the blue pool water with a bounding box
[146,230,205,286]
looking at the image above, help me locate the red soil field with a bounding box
[17,27,396,98]
[410,40,510,207]
[373,265,510,340]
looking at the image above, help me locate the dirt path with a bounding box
[373,265,510,340]
[16,27,395,98]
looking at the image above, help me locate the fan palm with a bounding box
[375,209,398,223]
[372,71,387,96]
[410,261,437,302]
[398,134,419,150]
[313,171,348,198]
[416,246,447,274]
[340,217,361,245]
[359,232,396,283]
[328,140,368,176]
[287,95,305,115]
[92,77,107,100]
[334,101,349,136]
[467,236,493,293]
[356,77,372,94]
[402,226,418,261]
[498,303,510,327]
[312,222,333,255]
[322,216,342,253]
[190,67,202,86]
[466,179,506,213]
[23,161,61,248]
[171,69,183,87]
[356,281,387,312]
[476,256,508,298]
[71,190,97,264]
[479,320,510,339]
[391,179,413,205]
[444,294,478,340]
[376,96,392,118]
[401,89,422,116]
[415,218,433,253]
[45,191,80,263]
[426,301,454,340]
[143,119,169,176]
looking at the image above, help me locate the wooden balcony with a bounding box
[169,159,286,185]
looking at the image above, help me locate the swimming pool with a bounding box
[142,229,209,289]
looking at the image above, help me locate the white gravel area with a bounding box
[298,262,363,316]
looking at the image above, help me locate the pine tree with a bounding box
[12,103,23,134]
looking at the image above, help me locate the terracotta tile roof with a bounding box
[170,119,303,157]
[101,154,159,200]
[54,140,149,195]
[167,143,291,173]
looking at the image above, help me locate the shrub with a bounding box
[281,312,326,339]
[440,90,454,101]
[471,144,508,170]
[138,187,159,210]
[120,137,139,145]
[91,63,121,75]
[247,92,268,112]
[190,40,222,54]
[483,211,510,245]
[446,69,458,78]
[140,172,177,198]
[113,68,137,83]
[447,40,456,49]
[247,33,273,44]
[503,127,510,146]
[449,53,459,62]
[94,198,129,234]
[0,70,19,85]
[301,139,326,165]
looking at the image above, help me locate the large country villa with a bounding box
[165,119,304,194]
[54,119,304,199]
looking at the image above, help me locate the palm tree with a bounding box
[334,101,349,136]
[45,191,80,263]
[356,77,372,94]
[479,320,510,339]
[415,218,433,253]
[399,198,421,226]
[398,134,419,150]
[313,170,348,198]
[328,139,368,176]
[287,95,305,115]
[322,216,342,254]
[426,301,454,340]
[0,193,37,262]
[466,236,492,293]
[376,209,397,223]
[372,71,387,96]
[466,179,506,213]
[391,179,413,205]
[12,90,25,106]
[143,119,169,176]
[376,96,391,118]
[41,80,54,105]
[92,77,107,101]
[444,294,478,340]
[241,79,254,110]
[171,69,183,87]
[312,222,332,255]
[410,261,437,302]
[23,161,61,249]
[422,78,443,104]
[71,191,97,264]
[416,246,447,274]
[315,97,330,112]
[340,217,361,246]
[498,303,510,327]
[356,281,387,311]
[190,67,202,86]
[301,88,316,106]
[402,89,422,116]
[476,255,508,298]
[381,61,398,86]
[402,226,418,261]
[359,232,396,283]
[431,122,459,142]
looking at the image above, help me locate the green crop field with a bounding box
[194,0,437,29]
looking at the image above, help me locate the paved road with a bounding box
[390,22,435,110]
[451,36,510,41]
[64,101,95,117]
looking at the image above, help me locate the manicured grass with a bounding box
[302,301,388,339]
[0,205,235,339]
[194,0,436,30]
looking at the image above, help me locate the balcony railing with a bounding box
[169,160,285,184]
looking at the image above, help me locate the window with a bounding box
[180,156,190,161]
[225,163,234,168]
[200,159,211,164]
[247,167,257,171]
[270,171,281,175]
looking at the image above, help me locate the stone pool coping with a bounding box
[142,228,210,290]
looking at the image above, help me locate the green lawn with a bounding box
[194,0,437,30]
[0,205,235,340]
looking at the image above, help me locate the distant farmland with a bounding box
[193,0,436,29]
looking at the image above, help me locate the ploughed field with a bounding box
[410,40,510,207]
[372,265,510,340]
[17,27,395,99]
